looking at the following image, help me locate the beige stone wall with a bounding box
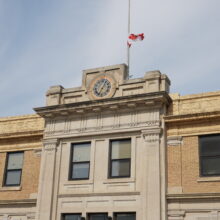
[0,114,43,201]
[0,114,44,138]
[169,91,220,115]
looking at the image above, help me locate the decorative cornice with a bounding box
[165,111,220,124]
[0,130,43,140]
[167,136,183,146]
[35,92,171,118]
[43,138,59,152]
[142,128,162,142]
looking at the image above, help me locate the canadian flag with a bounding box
[127,33,144,47]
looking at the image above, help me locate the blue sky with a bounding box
[0,0,220,117]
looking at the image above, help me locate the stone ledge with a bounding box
[0,130,43,140]
[58,192,140,198]
[165,111,220,123]
[0,186,21,191]
[167,192,220,200]
[197,176,220,182]
[0,199,36,205]
[103,178,135,184]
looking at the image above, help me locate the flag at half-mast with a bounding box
[127,33,144,48]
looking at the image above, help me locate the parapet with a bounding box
[46,64,170,106]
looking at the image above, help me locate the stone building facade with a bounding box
[0,64,220,220]
[34,64,171,220]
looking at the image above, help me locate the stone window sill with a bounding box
[197,176,220,182]
[64,179,93,186]
[103,178,135,184]
[0,186,22,191]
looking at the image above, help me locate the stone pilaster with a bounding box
[142,128,163,220]
[36,138,59,220]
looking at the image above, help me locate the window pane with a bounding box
[89,214,108,220]
[72,163,89,179]
[73,143,91,162]
[200,135,220,156]
[111,139,131,159]
[8,152,23,169]
[115,213,136,220]
[201,157,220,175]
[5,170,21,185]
[111,160,130,177]
[63,214,81,220]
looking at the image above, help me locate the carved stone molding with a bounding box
[43,138,59,152]
[27,213,36,219]
[167,136,183,146]
[168,210,185,220]
[142,128,162,142]
[34,149,42,157]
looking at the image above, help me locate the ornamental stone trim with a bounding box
[167,136,183,146]
[43,138,59,152]
[168,210,185,220]
[142,128,162,142]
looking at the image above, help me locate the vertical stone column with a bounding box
[36,138,59,220]
[142,128,164,220]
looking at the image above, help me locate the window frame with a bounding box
[108,138,131,179]
[62,213,82,220]
[3,151,24,187]
[113,212,136,220]
[199,134,220,177]
[69,142,91,181]
[88,213,109,220]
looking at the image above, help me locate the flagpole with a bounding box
[127,0,131,78]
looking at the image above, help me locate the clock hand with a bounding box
[99,81,107,94]
[98,79,107,94]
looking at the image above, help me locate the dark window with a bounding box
[62,214,81,220]
[114,213,136,220]
[4,152,24,186]
[69,143,91,180]
[109,139,131,178]
[200,134,220,176]
[88,213,108,220]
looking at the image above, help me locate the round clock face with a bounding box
[93,78,111,97]
[89,75,116,100]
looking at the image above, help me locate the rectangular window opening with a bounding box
[114,213,136,220]
[199,134,220,177]
[69,142,91,180]
[4,152,24,186]
[62,214,82,220]
[109,139,131,178]
[88,213,108,220]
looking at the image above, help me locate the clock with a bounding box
[93,78,111,97]
[88,75,116,100]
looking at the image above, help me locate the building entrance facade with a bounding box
[34,64,171,220]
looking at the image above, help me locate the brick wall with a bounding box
[167,91,220,194]
[0,114,43,200]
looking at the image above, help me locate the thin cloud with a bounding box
[0,0,220,116]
